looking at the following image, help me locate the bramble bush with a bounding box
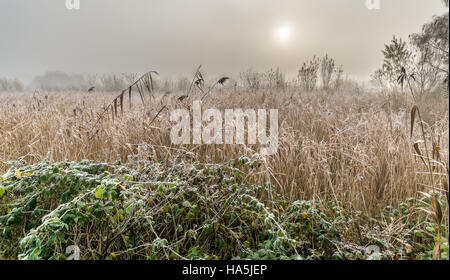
[0,156,447,260]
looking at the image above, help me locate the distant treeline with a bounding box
[29,71,137,92]
[0,78,24,92]
[0,72,138,92]
[1,68,355,93]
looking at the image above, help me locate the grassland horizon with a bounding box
[0,0,448,261]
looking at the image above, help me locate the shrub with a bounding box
[1,156,446,260]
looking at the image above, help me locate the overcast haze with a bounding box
[0,0,447,83]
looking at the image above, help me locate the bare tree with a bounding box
[410,10,449,95]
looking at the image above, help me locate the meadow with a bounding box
[0,77,448,260]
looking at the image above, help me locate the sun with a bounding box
[275,25,292,43]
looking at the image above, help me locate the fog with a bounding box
[0,0,447,83]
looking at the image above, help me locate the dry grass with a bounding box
[0,88,448,218]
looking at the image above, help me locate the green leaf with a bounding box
[27,196,37,210]
[0,185,5,197]
[57,232,66,243]
[47,235,56,247]
[30,247,42,260]
[177,224,183,232]
[182,201,192,208]
[61,191,71,203]
[95,186,104,199]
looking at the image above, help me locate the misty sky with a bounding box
[0,0,447,83]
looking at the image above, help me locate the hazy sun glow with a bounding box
[275,25,292,43]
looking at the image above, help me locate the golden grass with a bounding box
[0,89,448,217]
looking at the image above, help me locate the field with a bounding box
[0,82,448,260]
